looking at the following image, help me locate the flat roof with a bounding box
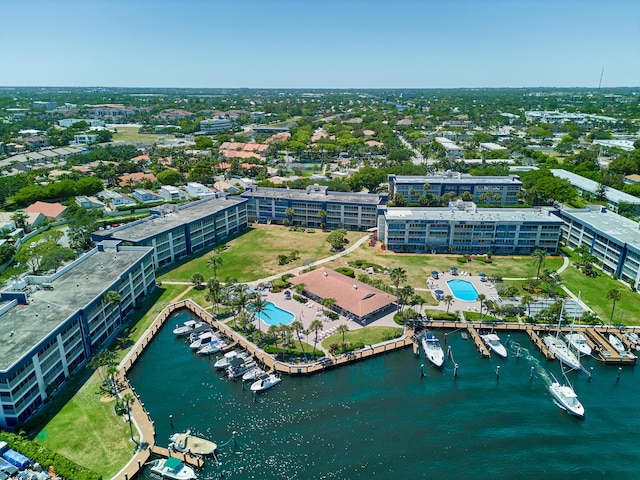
[241,187,380,205]
[550,169,640,205]
[384,206,563,224]
[390,174,521,185]
[0,246,152,371]
[561,206,640,250]
[289,267,396,319]
[102,196,247,243]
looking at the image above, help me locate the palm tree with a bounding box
[121,392,136,443]
[317,209,327,229]
[310,319,323,357]
[321,297,336,311]
[531,248,547,279]
[104,290,121,325]
[521,294,533,317]
[250,295,269,337]
[232,284,250,326]
[291,320,307,359]
[606,289,622,324]
[337,324,349,347]
[205,278,221,314]
[207,252,223,280]
[191,272,205,288]
[389,267,407,298]
[285,207,295,224]
[477,293,487,318]
[268,325,281,357]
[443,294,454,314]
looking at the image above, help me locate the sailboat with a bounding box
[543,300,582,371]
[564,293,592,357]
[548,370,585,419]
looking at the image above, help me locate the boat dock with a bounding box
[114,301,636,479]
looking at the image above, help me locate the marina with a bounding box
[114,300,639,478]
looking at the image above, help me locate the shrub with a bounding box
[281,273,295,282]
[427,311,458,321]
[457,256,467,264]
[335,267,355,278]
[293,294,307,303]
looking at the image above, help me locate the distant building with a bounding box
[200,117,232,133]
[185,182,216,198]
[132,189,163,203]
[479,142,507,152]
[72,134,99,145]
[32,101,57,110]
[388,173,522,205]
[75,196,105,210]
[24,201,67,220]
[92,196,248,268]
[241,185,381,230]
[158,185,188,202]
[96,190,135,208]
[623,174,640,185]
[435,137,463,157]
[378,202,562,254]
[58,118,105,128]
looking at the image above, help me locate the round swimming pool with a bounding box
[253,302,295,326]
[446,279,479,302]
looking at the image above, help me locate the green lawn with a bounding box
[158,225,367,283]
[323,242,564,294]
[111,125,174,143]
[560,249,639,325]
[33,283,190,478]
[321,326,403,347]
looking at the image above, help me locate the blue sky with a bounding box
[1,0,638,88]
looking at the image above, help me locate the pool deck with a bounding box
[426,271,504,315]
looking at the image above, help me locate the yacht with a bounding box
[214,351,248,369]
[421,333,445,368]
[227,358,257,379]
[250,374,281,392]
[543,335,581,371]
[549,373,585,419]
[481,333,508,358]
[196,340,227,355]
[608,334,626,353]
[149,457,197,480]
[173,320,210,337]
[564,333,592,356]
[623,331,640,351]
[189,332,218,350]
[242,366,266,382]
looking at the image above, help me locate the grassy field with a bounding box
[111,125,174,144]
[323,242,564,293]
[321,326,403,347]
[34,283,190,478]
[158,225,367,283]
[560,249,639,325]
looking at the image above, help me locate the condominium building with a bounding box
[556,205,640,289]
[550,169,640,214]
[0,241,155,428]
[200,117,232,133]
[241,185,381,230]
[388,173,522,205]
[92,195,248,268]
[378,201,562,254]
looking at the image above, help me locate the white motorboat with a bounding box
[608,334,626,353]
[481,333,508,358]
[564,333,592,356]
[421,333,445,368]
[543,335,581,371]
[242,366,266,382]
[187,329,213,343]
[196,340,226,355]
[623,331,640,351]
[149,457,197,480]
[169,430,217,455]
[189,332,219,350]
[227,358,257,379]
[214,351,248,369]
[250,374,281,392]
[549,373,585,419]
[173,320,210,337]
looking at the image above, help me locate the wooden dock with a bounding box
[466,324,490,357]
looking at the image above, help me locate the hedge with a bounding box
[334,267,355,278]
[0,431,102,480]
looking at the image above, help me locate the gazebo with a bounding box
[479,273,487,282]
[434,289,445,300]
[431,270,439,279]
[450,266,458,275]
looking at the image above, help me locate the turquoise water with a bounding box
[130,310,640,478]
[255,302,294,326]
[447,279,479,301]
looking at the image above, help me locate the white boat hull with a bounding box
[564,333,592,356]
[608,334,626,353]
[543,335,581,371]
[251,374,281,392]
[481,334,508,358]
[421,334,445,368]
[549,382,585,418]
[150,458,197,480]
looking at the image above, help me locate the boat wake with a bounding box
[509,342,552,386]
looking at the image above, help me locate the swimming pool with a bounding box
[447,279,479,302]
[253,302,295,326]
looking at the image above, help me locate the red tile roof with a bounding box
[24,201,67,219]
[118,172,157,187]
[289,267,397,320]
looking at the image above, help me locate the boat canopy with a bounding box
[184,320,197,327]
[2,449,29,470]
[165,457,183,470]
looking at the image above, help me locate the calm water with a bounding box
[130,310,640,479]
